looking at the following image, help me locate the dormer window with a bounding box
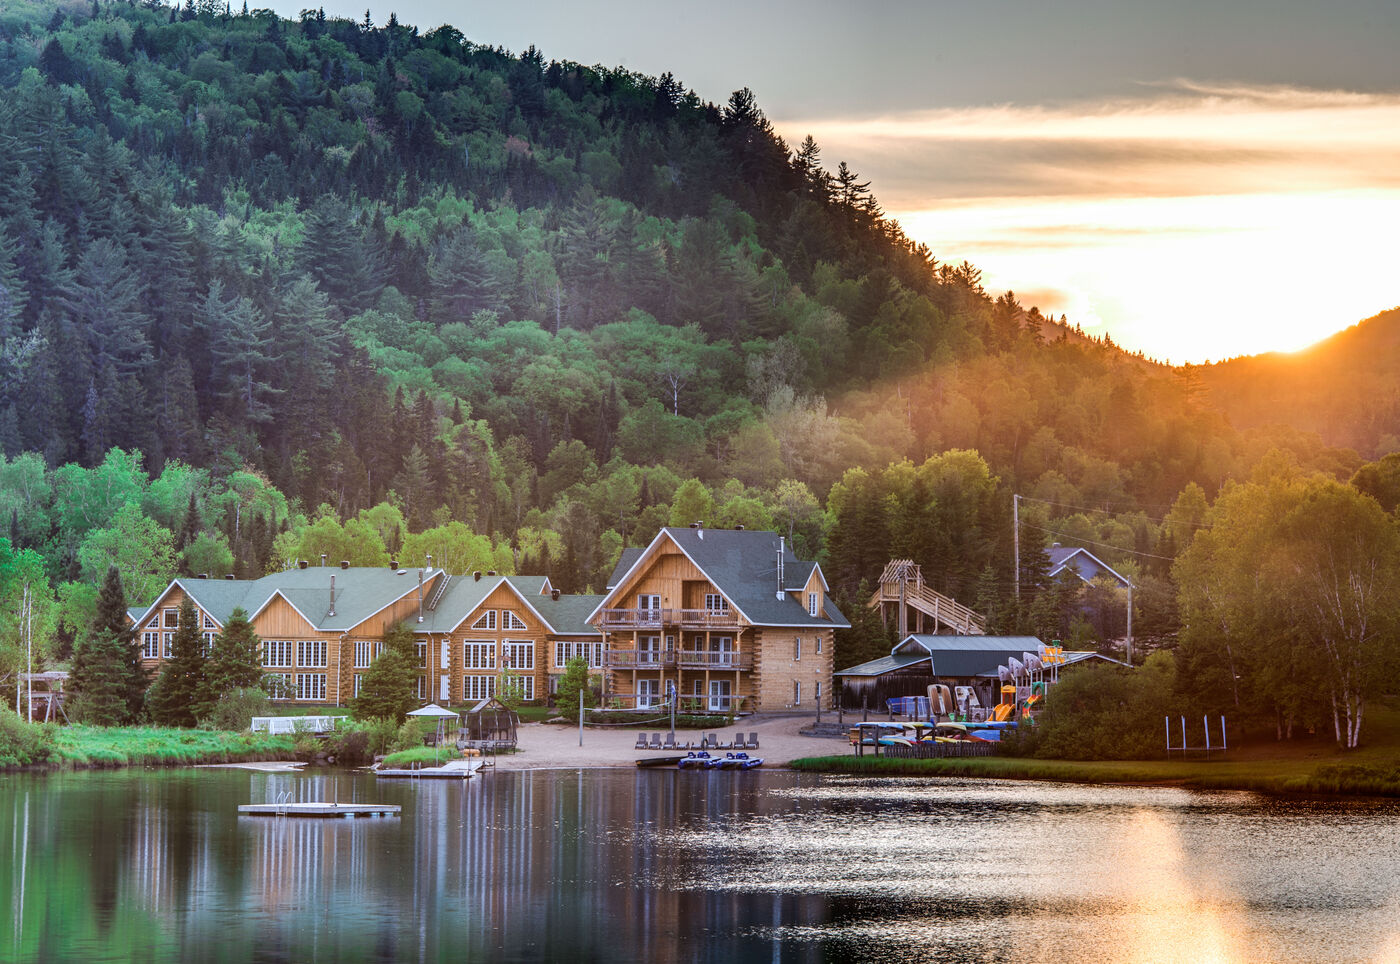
[808,593,819,617]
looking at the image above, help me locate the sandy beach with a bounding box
[485,713,849,770]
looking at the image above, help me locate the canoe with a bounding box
[636,756,687,768]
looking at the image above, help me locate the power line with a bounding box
[1017,495,1216,531]
[1022,522,1177,563]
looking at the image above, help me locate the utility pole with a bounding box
[1126,582,1134,667]
[1012,493,1020,602]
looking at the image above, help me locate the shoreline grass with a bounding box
[28,725,295,771]
[787,753,1400,797]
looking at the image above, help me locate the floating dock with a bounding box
[238,802,401,818]
[374,760,484,779]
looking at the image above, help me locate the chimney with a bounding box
[696,520,704,540]
[487,570,497,577]
[390,559,399,570]
[329,573,336,618]
[196,573,209,579]
[776,536,785,600]
[340,560,349,569]
[298,560,308,570]
[1051,542,1061,549]
[735,524,744,530]
[473,571,482,581]
[417,568,424,623]
[689,522,698,528]
[426,554,433,571]
[225,574,237,580]
[320,553,327,568]
[551,589,561,601]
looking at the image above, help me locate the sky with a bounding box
[275,1,1400,363]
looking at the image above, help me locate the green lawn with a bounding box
[48,725,294,768]
[791,699,1400,797]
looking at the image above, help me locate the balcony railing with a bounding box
[605,649,671,669]
[599,608,741,630]
[676,649,752,669]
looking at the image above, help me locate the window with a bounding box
[503,640,534,670]
[808,593,819,617]
[418,676,428,700]
[710,636,734,666]
[353,673,364,697]
[636,679,660,708]
[201,632,215,656]
[267,673,294,700]
[203,613,216,629]
[795,637,802,661]
[142,632,160,659]
[463,640,496,669]
[816,634,823,654]
[162,633,173,659]
[354,640,383,669]
[297,640,327,668]
[470,610,497,631]
[163,608,179,628]
[637,594,661,617]
[502,610,527,630]
[517,676,535,701]
[295,673,326,701]
[262,640,293,667]
[556,640,604,669]
[815,681,823,706]
[704,593,728,613]
[417,642,427,669]
[794,680,802,705]
[146,617,159,630]
[638,636,661,662]
[464,675,496,702]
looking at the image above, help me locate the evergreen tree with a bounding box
[177,490,200,553]
[201,606,263,713]
[147,597,208,726]
[350,621,419,723]
[70,565,136,724]
[554,655,594,721]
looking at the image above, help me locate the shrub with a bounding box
[326,717,398,765]
[202,687,272,731]
[1017,651,1177,760]
[0,711,52,767]
[292,734,320,762]
[391,717,433,752]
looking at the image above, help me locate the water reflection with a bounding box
[3,770,1400,962]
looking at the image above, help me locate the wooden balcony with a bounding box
[599,608,741,630]
[676,649,753,670]
[605,649,672,669]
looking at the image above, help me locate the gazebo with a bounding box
[459,697,518,751]
[406,703,461,746]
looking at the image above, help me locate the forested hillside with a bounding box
[0,1,1388,682]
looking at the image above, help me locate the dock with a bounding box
[374,759,484,780]
[237,802,401,818]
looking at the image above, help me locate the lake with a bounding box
[3,767,1399,963]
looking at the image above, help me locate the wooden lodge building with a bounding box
[587,525,849,713]
[130,564,604,707]
[128,525,848,713]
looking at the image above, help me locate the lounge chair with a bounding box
[634,732,648,750]
[734,731,747,749]
[662,733,678,750]
[748,732,759,749]
[649,733,662,750]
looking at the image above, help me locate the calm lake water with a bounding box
[3,767,1399,963]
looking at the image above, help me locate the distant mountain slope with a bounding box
[1194,308,1400,457]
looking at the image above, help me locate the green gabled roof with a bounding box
[606,547,645,590]
[139,567,444,634]
[532,593,605,636]
[418,574,503,633]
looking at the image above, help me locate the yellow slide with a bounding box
[993,703,1013,722]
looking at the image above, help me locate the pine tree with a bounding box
[350,621,419,723]
[70,566,137,724]
[147,597,208,726]
[177,491,200,553]
[201,606,263,712]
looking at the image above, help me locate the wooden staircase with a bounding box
[867,560,986,636]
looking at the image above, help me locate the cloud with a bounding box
[775,82,1400,206]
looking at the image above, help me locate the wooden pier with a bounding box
[237,802,401,818]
